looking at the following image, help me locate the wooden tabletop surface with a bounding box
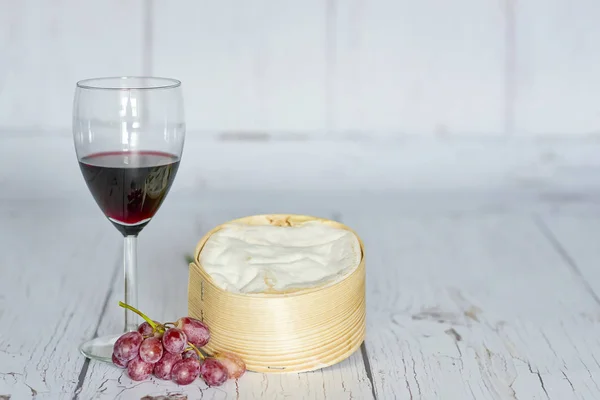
[1,190,599,399]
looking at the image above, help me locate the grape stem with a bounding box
[118,301,158,331]
[187,342,206,360]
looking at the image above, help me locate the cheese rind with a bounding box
[199,221,361,294]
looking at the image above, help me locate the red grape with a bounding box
[112,353,128,368]
[137,321,154,336]
[139,337,163,364]
[113,331,143,362]
[182,349,199,360]
[213,351,246,379]
[176,317,210,347]
[171,358,201,385]
[153,352,182,380]
[127,356,153,381]
[199,358,228,387]
[162,328,187,354]
[138,321,160,337]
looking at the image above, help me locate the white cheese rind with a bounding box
[199,221,361,294]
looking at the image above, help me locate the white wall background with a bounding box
[2,0,600,138]
[2,0,600,200]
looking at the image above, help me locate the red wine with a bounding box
[79,151,180,236]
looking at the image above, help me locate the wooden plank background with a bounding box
[3,195,600,398]
[1,0,600,137]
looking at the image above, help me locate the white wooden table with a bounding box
[1,188,600,399]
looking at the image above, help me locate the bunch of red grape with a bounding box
[112,302,246,386]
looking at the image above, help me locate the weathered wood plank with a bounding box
[6,135,600,201]
[0,0,144,130]
[152,0,328,133]
[332,0,505,135]
[342,213,600,399]
[514,0,600,135]
[536,214,600,312]
[0,205,121,399]
[6,195,600,399]
[76,204,375,399]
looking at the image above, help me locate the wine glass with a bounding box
[73,77,185,362]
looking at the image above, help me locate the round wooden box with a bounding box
[188,214,366,373]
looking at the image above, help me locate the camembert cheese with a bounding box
[198,220,361,294]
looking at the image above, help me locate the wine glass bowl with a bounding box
[73,76,185,362]
[78,151,180,235]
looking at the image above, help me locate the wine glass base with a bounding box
[79,333,124,363]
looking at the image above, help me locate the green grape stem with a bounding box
[187,342,206,360]
[118,301,159,332]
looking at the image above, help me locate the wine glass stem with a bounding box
[123,235,138,332]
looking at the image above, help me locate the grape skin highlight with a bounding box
[171,358,201,385]
[127,356,154,381]
[139,337,163,364]
[113,331,143,362]
[177,317,210,347]
[153,352,182,380]
[200,358,229,387]
[162,328,187,354]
